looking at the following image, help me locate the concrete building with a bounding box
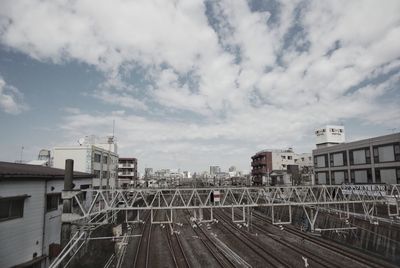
[27,149,52,166]
[0,162,93,268]
[183,171,191,179]
[251,148,312,185]
[53,145,118,189]
[210,166,221,176]
[313,132,400,185]
[144,168,153,179]
[118,158,138,188]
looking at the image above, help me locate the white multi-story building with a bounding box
[53,144,118,189]
[0,162,93,268]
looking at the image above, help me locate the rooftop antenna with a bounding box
[19,146,24,163]
[112,119,115,138]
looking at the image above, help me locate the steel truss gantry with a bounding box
[63,184,400,225]
[52,184,400,268]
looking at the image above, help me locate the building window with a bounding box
[350,148,370,165]
[288,156,292,160]
[0,197,25,221]
[375,168,399,184]
[94,153,101,163]
[350,169,372,184]
[373,144,398,163]
[103,155,108,164]
[330,151,347,167]
[46,194,62,212]
[316,172,328,184]
[331,171,348,184]
[281,155,286,159]
[314,155,328,168]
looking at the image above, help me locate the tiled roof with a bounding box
[0,161,93,180]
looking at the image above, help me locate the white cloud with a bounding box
[1,0,399,170]
[0,77,28,114]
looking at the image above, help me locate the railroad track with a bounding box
[252,210,398,268]
[165,216,191,268]
[213,209,290,268]
[182,210,237,268]
[133,211,153,268]
[249,218,342,268]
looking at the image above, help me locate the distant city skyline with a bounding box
[0,1,399,173]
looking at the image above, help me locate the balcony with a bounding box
[118,171,135,176]
[251,168,267,175]
[118,163,135,168]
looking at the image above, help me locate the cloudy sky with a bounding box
[0,0,399,173]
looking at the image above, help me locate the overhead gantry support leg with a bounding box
[302,205,319,232]
[232,206,246,223]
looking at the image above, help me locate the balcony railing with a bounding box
[118,163,136,168]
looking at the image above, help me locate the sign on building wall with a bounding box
[341,184,387,196]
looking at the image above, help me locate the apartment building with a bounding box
[313,132,400,185]
[118,158,138,188]
[0,162,93,268]
[251,148,312,185]
[53,145,118,189]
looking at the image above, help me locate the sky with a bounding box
[0,0,399,173]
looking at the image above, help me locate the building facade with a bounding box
[0,162,93,268]
[53,145,118,189]
[251,148,312,185]
[210,166,221,176]
[118,158,138,188]
[313,132,400,185]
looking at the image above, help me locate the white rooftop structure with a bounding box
[315,125,345,148]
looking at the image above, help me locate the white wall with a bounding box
[0,180,46,268]
[44,178,93,259]
[53,147,91,173]
[53,146,118,188]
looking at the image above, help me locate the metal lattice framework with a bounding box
[53,184,400,267]
[63,184,400,223]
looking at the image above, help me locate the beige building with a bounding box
[313,132,400,185]
[53,145,118,189]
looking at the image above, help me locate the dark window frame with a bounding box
[314,154,328,168]
[350,168,372,184]
[373,143,400,163]
[330,170,349,185]
[94,153,101,163]
[315,171,329,185]
[46,193,62,212]
[349,147,371,165]
[329,151,347,167]
[375,167,400,184]
[0,196,28,222]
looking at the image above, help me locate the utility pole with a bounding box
[61,159,74,249]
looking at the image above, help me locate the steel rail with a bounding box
[182,210,236,268]
[252,211,398,268]
[213,209,290,268]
